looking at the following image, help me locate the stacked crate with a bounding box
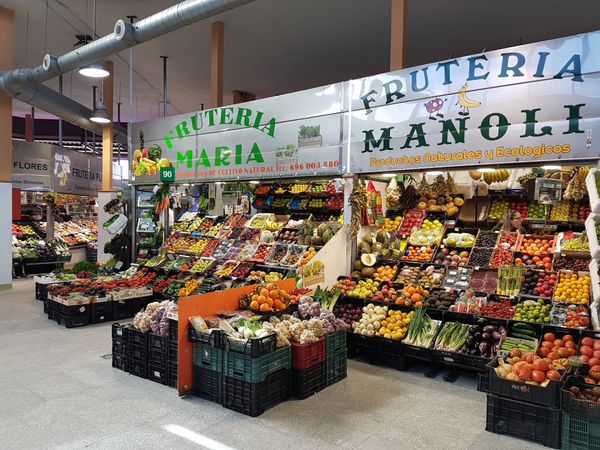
[325,331,347,387]
[291,337,326,399]
[191,328,223,403]
[112,323,129,372]
[167,319,178,388]
[128,327,149,379]
[148,333,169,385]
[561,374,600,449]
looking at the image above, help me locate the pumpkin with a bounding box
[454,197,464,207]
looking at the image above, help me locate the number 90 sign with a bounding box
[159,167,175,182]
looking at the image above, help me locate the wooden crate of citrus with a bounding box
[373,265,397,282]
[553,271,591,304]
[377,310,414,340]
[239,283,291,313]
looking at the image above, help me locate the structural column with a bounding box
[98,60,115,263]
[390,0,407,71]
[0,6,14,288]
[211,21,224,107]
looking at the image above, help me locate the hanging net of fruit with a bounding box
[386,177,400,209]
[417,173,431,198]
[445,172,457,194]
[430,174,448,197]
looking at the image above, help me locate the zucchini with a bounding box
[510,332,537,340]
[511,328,538,338]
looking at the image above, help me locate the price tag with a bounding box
[115,261,123,270]
[159,167,176,182]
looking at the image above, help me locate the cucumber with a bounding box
[511,332,537,340]
[512,323,537,332]
[501,343,516,349]
[514,329,538,338]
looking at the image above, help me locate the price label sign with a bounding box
[159,167,176,182]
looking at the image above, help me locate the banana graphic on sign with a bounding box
[457,82,481,116]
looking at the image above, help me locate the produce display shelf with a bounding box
[586,169,600,215]
[585,213,600,260]
[486,393,561,449]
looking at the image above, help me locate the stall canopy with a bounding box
[130,30,600,184]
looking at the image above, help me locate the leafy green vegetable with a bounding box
[148,143,162,161]
[72,261,98,274]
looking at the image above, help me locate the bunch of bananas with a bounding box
[483,169,510,184]
[264,220,283,231]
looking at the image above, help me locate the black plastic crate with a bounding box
[90,302,112,324]
[35,282,48,301]
[112,323,130,341]
[43,296,48,314]
[129,357,148,379]
[432,348,490,372]
[292,362,325,400]
[223,332,277,358]
[112,300,133,321]
[486,393,561,449]
[168,362,178,388]
[487,358,563,408]
[133,296,153,314]
[167,341,178,364]
[148,363,169,385]
[128,327,149,361]
[562,412,600,450]
[477,372,489,393]
[561,376,600,419]
[188,325,223,348]
[192,366,222,403]
[325,349,347,387]
[222,368,291,417]
[149,348,168,367]
[112,353,128,372]
[112,339,127,358]
[168,318,178,342]
[400,342,432,362]
[54,302,91,328]
[326,331,347,356]
[149,333,168,353]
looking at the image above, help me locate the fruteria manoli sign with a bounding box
[348,31,600,172]
[131,83,345,183]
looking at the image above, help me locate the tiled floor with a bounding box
[0,279,544,449]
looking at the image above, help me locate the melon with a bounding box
[353,260,364,271]
[360,253,377,267]
[361,267,376,277]
[417,201,427,210]
[454,197,464,207]
[469,170,482,180]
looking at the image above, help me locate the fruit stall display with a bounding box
[252,180,344,213]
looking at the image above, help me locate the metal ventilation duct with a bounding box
[0,0,254,137]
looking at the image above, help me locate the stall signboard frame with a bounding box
[129,31,599,183]
[12,141,53,191]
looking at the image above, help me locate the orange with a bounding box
[269,290,279,299]
[252,294,259,302]
[259,303,270,312]
[258,295,267,304]
[260,288,270,297]
[266,298,274,308]
[266,283,275,290]
[250,300,259,310]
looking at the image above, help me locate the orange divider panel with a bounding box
[177,278,297,396]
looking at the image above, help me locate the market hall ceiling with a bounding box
[4,0,600,122]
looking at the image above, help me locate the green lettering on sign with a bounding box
[159,167,176,182]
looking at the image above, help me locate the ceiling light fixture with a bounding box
[249,181,260,184]
[90,100,111,123]
[426,171,443,175]
[541,165,562,170]
[479,168,495,172]
[380,173,397,178]
[79,61,110,78]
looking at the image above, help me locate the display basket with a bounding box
[223,331,277,358]
[188,326,223,348]
[223,346,291,383]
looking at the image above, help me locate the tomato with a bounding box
[546,370,561,381]
[581,337,594,347]
[531,370,546,383]
[584,377,597,385]
[548,352,560,360]
[591,365,600,372]
[554,339,564,347]
[594,341,600,350]
[509,348,522,358]
[589,357,600,366]
[567,348,577,357]
[565,340,577,349]
[581,355,590,363]
[542,341,554,349]
[558,348,571,358]
[533,359,550,372]
[544,332,556,342]
[563,334,574,342]
[593,350,600,359]
[518,366,532,381]
[581,346,594,357]
[538,347,550,358]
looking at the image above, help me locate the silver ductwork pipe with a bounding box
[0,0,254,137]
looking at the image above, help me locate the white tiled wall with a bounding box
[0,182,12,286]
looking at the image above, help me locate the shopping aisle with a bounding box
[0,279,541,450]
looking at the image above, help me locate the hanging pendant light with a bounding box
[90,100,111,123]
[79,61,110,78]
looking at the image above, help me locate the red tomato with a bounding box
[554,339,564,347]
[509,348,522,358]
[591,365,600,372]
[581,346,594,357]
[546,370,561,381]
[593,350,600,359]
[533,359,550,372]
[531,370,546,383]
[542,341,554,349]
[589,357,600,366]
[518,365,532,381]
[584,377,597,385]
[594,341,600,351]
[567,348,577,357]
[558,348,570,358]
[538,347,550,358]
[565,340,577,349]
[548,352,560,360]
[544,332,556,342]
[563,334,574,342]
[581,355,590,363]
[581,337,594,347]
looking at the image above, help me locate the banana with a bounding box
[483,172,491,184]
[458,84,481,108]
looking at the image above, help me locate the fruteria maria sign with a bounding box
[348,31,600,173]
[130,83,345,183]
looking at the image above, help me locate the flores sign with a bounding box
[132,83,345,183]
[348,31,600,172]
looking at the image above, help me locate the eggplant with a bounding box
[498,326,507,336]
[466,337,475,348]
[469,349,478,356]
[492,331,503,342]
[479,341,489,354]
[471,325,481,334]
[481,332,492,341]
[483,325,497,334]
[474,332,482,340]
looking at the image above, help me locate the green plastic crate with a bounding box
[562,413,600,450]
[325,349,347,387]
[223,346,291,383]
[193,343,223,372]
[325,331,346,356]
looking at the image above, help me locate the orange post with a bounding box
[177,278,296,396]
